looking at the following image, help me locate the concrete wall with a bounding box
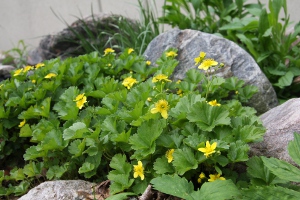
[0,0,299,51]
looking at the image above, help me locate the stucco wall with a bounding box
[0,0,299,51]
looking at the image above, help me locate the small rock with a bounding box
[0,64,15,81]
[19,180,94,200]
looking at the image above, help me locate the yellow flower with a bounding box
[74,93,85,102]
[147,97,152,102]
[122,76,138,89]
[197,172,206,183]
[76,96,87,109]
[35,63,45,69]
[176,80,181,84]
[74,93,87,109]
[198,59,218,70]
[104,48,114,56]
[13,69,23,76]
[18,119,26,128]
[208,173,226,182]
[146,60,151,65]
[208,100,221,106]
[151,99,169,119]
[128,48,134,54]
[166,149,175,163]
[194,52,206,65]
[107,63,112,67]
[44,73,57,79]
[32,80,36,84]
[23,65,34,72]
[166,51,178,58]
[152,74,171,83]
[177,89,183,97]
[133,161,144,180]
[198,141,217,158]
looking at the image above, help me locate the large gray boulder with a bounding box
[250,98,300,165]
[143,29,278,114]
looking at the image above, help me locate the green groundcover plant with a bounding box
[158,0,300,101]
[0,48,299,199]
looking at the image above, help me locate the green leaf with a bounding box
[219,21,244,30]
[108,174,134,195]
[185,69,205,83]
[63,122,89,140]
[13,181,30,196]
[222,77,244,91]
[261,156,300,182]
[274,71,294,88]
[108,154,133,194]
[231,125,265,143]
[83,153,102,178]
[46,164,68,179]
[242,186,300,200]
[153,157,175,174]
[227,141,249,162]
[151,174,194,199]
[106,192,136,200]
[126,81,152,107]
[215,155,229,167]
[119,101,144,122]
[18,97,51,119]
[129,119,166,159]
[288,133,300,166]
[9,168,25,181]
[170,93,205,120]
[102,116,122,134]
[19,124,32,137]
[247,156,278,185]
[109,154,132,175]
[78,162,94,174]
[187,101,230,132]
[68,139,86,157]
[173,147,198,175]
[112,129,131,143]
[53,86,79,120]
[191,180,240,200]
[237,85,258,102]
[183,133,206,150]
[24,146,46,160]
[236,33,258,59]
[38,129,67,151]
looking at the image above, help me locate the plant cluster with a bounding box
[158,0,300,101]
[51,0,160,58]
[2,40,28,69]
[0,47,267,198]
[0,48,300,199]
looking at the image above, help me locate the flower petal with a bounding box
[161,110,168,119]
[151,108,159,114]
[211,142,217,150]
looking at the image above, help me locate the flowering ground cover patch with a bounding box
[0,48,300,199]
